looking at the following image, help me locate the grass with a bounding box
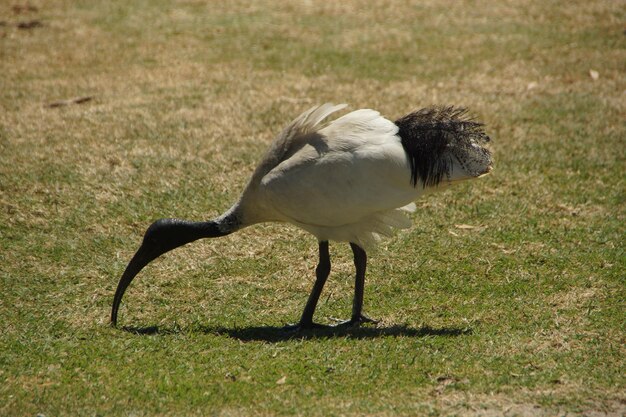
[1,0,624,415]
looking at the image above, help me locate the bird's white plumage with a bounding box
[111,103,492,328]
[236,104,423,249]
[111,102,492,327]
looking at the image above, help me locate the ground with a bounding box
[0,0,624,416]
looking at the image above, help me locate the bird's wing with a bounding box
[268,103,348,163]
[247,104,348,187]
[260,109,420,234]
[319,108,399,148]
[292,103,348,135]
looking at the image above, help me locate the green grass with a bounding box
[1,0,624,415]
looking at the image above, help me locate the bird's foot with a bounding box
[333,314,378,327]
[282,321,329,332]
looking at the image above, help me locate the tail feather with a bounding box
[395,106,491,187]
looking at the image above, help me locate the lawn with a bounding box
[1,0,624,415]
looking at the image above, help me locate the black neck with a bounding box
[142,218,235,255]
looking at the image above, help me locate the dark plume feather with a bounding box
[395,106,490,187]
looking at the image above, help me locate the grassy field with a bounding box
[1,0,624,415]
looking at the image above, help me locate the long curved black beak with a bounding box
[110,218,236,326]
[110,243,161,326]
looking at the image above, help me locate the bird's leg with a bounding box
[335,243,378,327]
[284,241,331,331]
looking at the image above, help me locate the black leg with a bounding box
[350,242,367,320]
[284,241,331,331]
[335,243,377,327]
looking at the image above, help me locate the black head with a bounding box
[141,218,213,255]
[110,218,227,326]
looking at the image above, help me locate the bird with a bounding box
[110,103,492,330]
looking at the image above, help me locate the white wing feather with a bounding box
[259,105,421,249]
[295,103,348,134]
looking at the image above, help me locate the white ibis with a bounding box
[111,103,492,330]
